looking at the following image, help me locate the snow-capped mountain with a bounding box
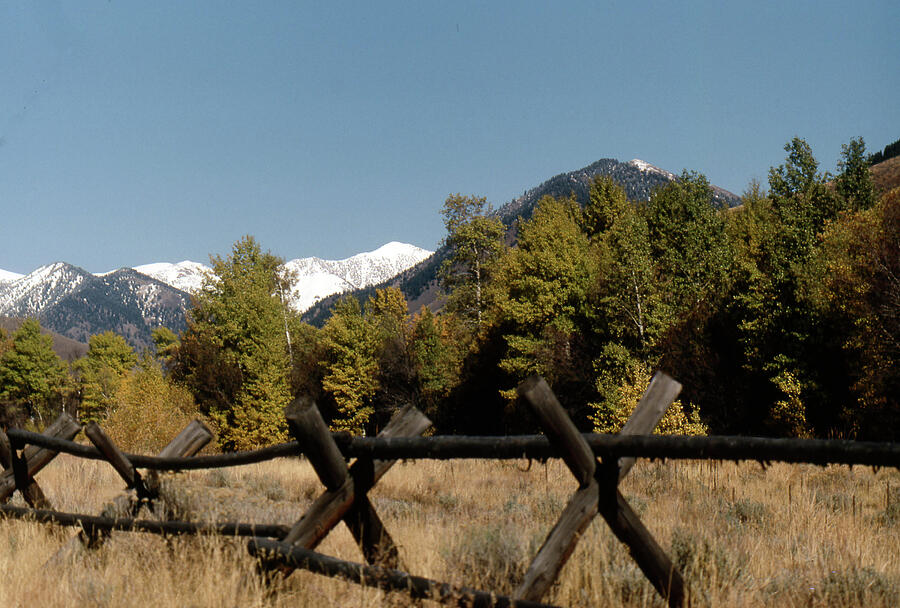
[0,269,24,283]
[0,263,191,348]
[0,263,94,318]
[133,261,211,294]
[124,242,432,313]
[0,242,433,347]
[282,242,433,311]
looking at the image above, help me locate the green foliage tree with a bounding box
[174,236,293,449]
[590,184,660,351]
[644,171,732,316]
[365,287,417,418]
[410,306,464,422]
[151,326,180,370]
[75,331,137,422]
[836,137,876,212]
[439,194,506,328]
[319,296,380,434]
[0,319,70,426]
[492,196,599,387]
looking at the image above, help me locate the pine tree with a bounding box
[836,137,876,212]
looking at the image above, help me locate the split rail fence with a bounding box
[1,373,899,607]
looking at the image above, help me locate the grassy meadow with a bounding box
[1,452,899,607]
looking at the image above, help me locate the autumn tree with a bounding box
[75,331,137,422]
[319,296,380,434]
[173,236,295,449]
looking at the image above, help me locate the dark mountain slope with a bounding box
[303,158,740,325]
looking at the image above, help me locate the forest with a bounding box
[1,137,897,451]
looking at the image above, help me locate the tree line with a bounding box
[1,137,896,449]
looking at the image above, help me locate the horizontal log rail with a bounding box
[248,537,560,608]
[7,428,900,470]
[0,502,289,538]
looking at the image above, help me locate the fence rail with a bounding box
[5,428,900,471]
[1,373,898,608]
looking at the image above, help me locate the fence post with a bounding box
[285,397,403,568]
[84,423,151,500]
[515,374,686,607]
[0,413,81,503]
[45,419,213,566]
[276,403,430,572]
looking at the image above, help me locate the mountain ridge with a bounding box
[302,157,741,325]
[0,242,433,348]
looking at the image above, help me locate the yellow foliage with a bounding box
[590,367,708,436]
[104,360,205,454]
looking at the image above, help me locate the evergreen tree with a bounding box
[644,171,732,316]
[836,137,876,212]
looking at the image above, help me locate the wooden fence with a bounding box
[1,373,899,607]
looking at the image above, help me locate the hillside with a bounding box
[872,155,900,194]
[0,316,88,361]
[303,158,741,325]
[0,264,191,349]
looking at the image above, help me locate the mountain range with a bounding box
[2,157,742,344]
[0,242,432,348]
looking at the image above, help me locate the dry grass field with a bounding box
[1,452,899,607]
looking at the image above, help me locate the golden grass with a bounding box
[2,453,899,607]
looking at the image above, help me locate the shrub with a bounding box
[104,358,205,454]
[441,523,529,592]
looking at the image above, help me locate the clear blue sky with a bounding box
[2,1,897,274]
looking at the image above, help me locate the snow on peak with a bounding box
[134,261,211,294]
[0,268,24,283]
[282,242,433,312]
[124,242,433,313]
[629,159,676,179]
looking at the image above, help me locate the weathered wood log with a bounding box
[598,488,685,608]
[515,480,599,600]
[515,374,686,606]
[8,428,900,470]
[45,419,213,566]
[85,423,149,498]
[617,372,681,481]
[285,397,347,490]
[282,405,431,550]
[0,429,51,508]
[517,377,595,487]
[0,503,289,538]
[285,398,401,568]
[249,537,560,608]
[0,414,81,501]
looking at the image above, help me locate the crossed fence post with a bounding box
[515,373,687,607]
[0,413,82,509]
[45,419,213,566]
[276,399,431,570]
